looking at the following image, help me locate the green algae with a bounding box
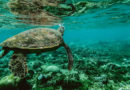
[0,74,20,90]
[0,74,32,90]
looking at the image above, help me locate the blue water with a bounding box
[0,0,130,45]
[0,0,130,89]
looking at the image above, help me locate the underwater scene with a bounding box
[0,0,130,90]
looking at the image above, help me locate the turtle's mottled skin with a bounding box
[9,53,28,77]
[0,25,73,77]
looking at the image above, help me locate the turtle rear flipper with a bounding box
[9,53,28,78]
[0,49,9,58]
[63,42,73,70]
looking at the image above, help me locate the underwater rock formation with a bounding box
[43,65,60,73]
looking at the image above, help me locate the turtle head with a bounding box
[58,24,64,36]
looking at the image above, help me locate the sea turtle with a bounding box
[0,24,73,77]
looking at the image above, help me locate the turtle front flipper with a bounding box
[9,53,28,78]
[0,49,9,58]
[63,42,73,70]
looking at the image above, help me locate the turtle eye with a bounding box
[59,23,64,27]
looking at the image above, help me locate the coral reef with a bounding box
[27,41,130,89]
[0,40,129,89]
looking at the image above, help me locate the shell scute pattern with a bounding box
[0,28,63,49]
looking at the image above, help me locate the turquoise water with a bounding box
[0,0,130,90]
[0,0,130,44]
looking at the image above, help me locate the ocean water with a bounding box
[0,0,130,90]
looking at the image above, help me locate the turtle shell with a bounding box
[0,28,63,49]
